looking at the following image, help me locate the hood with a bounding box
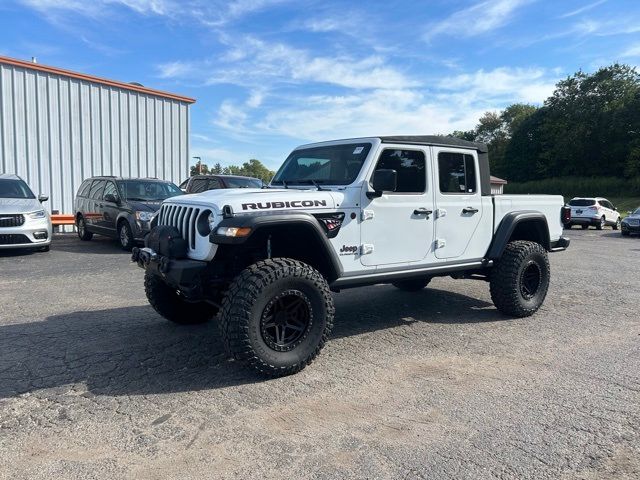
[163,188,343,214]
[127,200,163,212]
[0,197,43,215]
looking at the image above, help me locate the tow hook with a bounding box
[132,247,159,268]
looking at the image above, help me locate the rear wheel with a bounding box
[219,258,334,377]
[596,216,605,230]
[392,277,431,291]
[490,241,550,318]
[144,272,217,324]
[77,215,93,241]
[581,224,589,230]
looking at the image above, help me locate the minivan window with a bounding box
[103,182,119,200]
[224,177,263,189]
[569,199,596,207]
[120,180,182,201]
[88,180,106,200]
[0,179,35,199]
[78,180,92,197]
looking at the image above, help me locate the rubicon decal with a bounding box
[242,200,327,210]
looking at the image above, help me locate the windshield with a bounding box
[569,199,595,207]
[225,177,263,188]
[0,179,35,199]
[120,180,183,201]
[272,143,372,186]
[634,208,640,215]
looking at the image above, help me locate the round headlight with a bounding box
[197,210,213,236]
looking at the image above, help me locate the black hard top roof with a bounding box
[379,136,488,153]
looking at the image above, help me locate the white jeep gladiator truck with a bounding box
[132,136,571,376]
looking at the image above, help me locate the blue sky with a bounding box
[1,0,639,170]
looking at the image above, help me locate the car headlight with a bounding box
[28,210,47,219]
[135,211,154,222]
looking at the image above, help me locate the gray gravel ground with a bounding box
[0,228,638,479]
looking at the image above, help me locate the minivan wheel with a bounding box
[596,216,605,230]
[77,216,93,241]
[118,221,134,251]
[219,258,335,377]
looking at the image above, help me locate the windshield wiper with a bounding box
[295,179,330,191]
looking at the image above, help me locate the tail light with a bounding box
[561,206,571,224]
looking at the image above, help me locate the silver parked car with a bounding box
[0,174,52,252]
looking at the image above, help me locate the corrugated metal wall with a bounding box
[0,62,190,215]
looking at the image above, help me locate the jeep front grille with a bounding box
[0,214,25,228]
[157,204,200,250]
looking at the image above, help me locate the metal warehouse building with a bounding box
[0,55,195,216]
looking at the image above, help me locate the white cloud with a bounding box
[208,66,560,144]
[621,44,640,58]
[424,0,531,41]
[158,36,419,90]
[558,0,607,19]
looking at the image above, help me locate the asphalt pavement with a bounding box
[0,228,638,479]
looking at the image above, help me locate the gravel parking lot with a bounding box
[1,229,638,479]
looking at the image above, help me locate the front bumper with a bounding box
[0,217,52,250]
[133,220,151,242]
[131,247,207,288]
[621,221,640,233]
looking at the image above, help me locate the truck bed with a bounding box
[493,194,565,243]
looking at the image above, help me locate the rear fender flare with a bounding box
[486,211,550,260]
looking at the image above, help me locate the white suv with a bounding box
[566,197,620,230]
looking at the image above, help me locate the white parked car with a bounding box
[0,174,52,252]
[565,197,620,230]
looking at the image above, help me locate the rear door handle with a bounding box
[462,207,478,214]
[414,208,433,216]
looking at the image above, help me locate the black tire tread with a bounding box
[118,220,134,251]
[490,240,550,318]
[219,258,334,377]
[144,272,216,325]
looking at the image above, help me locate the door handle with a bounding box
[414,208,433,216]
[462,207,478,214]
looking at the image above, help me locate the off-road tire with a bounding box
[118,220,134,251]
[77,216,93,241]
[490,240,550,318]
[392,277,432,291]
[596,216,605,230]
[144,272,217,325]
[219,258,334,377]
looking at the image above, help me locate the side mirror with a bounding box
[38,194,48,203]
[104,193,119,204]
[368,169,397,198]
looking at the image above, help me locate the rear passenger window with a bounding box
[438,153,477,194]
[78,180,92,197]
[88,180,105,200]
[374,149,426,193]
[208,178,222,190]
[189,178,208,193]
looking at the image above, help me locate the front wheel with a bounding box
[144,272,217,324]
[613,218,620,230]
[118,221,134,251]
[219,258,335,377]
[490,241,550,318]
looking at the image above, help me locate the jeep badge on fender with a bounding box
[133,136,570,377]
